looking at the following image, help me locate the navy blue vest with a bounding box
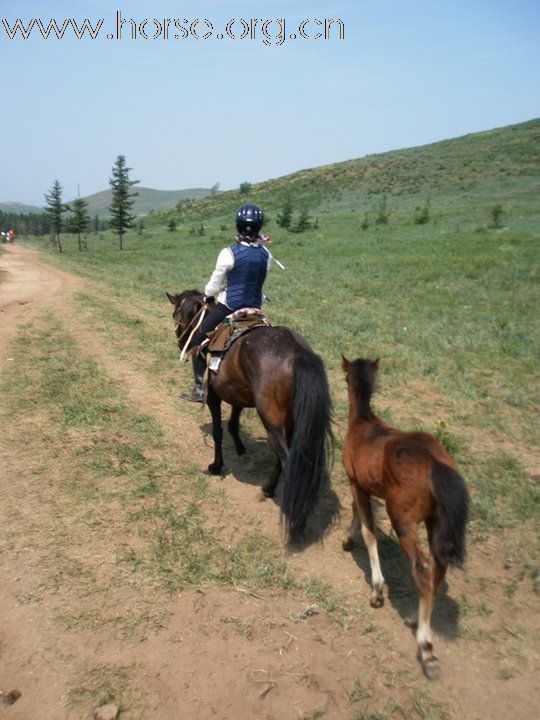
[226,243,268,309]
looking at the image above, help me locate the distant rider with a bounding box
[180,203,272,402]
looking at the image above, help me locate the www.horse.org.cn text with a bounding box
[1,13,345,46]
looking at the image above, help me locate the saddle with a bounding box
[203,308,270,373]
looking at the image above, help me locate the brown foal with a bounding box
[341,357,469,678]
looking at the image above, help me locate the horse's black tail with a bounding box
[429,461,470,568]
[281,349,333,543]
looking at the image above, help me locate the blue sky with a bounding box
[1,0,539,205]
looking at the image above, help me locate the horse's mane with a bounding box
[347,358,377,419]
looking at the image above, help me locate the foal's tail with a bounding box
[282,349,333,543]
[429,460,470,568]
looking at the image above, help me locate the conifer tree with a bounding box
[44,179,68,252]
[109,155,139,250]
[295,206,312,233]
[70,190,90,250]
[277,197,293,229]
[375,194,390,225]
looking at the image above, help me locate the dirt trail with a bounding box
[0,245,67,352]
[0,244,538,720]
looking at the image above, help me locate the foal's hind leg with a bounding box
[393,522,439,679]
[426,517,447,597]
[228,406,246,456]
[343,485,385,608]
[342,500,360,551]
[206,386,224,474]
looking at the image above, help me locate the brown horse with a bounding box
[341,357,469,678]
[166,290,333,542]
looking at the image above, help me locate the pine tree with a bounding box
[70,191,90,251]
[44,179,68,253]
[109,155,139,250]
[295,206,312,233]
[375,195,390,225]
[276,197,293,229]
[93,214,100,232]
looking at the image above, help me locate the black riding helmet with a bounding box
[236,203,264,238]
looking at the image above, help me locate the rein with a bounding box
[178,305,207,362]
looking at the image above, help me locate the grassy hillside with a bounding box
[81,185,213,218]
[150,118,540,226]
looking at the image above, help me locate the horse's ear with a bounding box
[372,358,380,371]
[341,355,350,372]
[166,292,177,305]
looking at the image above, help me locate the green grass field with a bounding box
[28,120,540,540]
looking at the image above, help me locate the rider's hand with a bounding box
[203,295,214,303]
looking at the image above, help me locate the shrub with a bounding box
[490,203,504,228]
[414,198,431,224]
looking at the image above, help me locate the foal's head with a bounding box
[341,357,380,418]
[166,289,205,343]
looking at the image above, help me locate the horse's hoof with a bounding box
[207,462,223,475]
[342,537,354,551]
[422,657,440,680]
[370,595,384,609]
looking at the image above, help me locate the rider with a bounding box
[180,203,272,402]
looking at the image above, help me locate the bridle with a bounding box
[174,297,208,361]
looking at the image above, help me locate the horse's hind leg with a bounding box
[426,517,447,597]
[344,485,385,608]
[261,458,282,500]
[394,522,439,679]
[342,500,360,550]
[261,425,288,500]
[207,386,224,475]
[228,406,246,456]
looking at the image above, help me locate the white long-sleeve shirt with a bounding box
[204,241,272,308]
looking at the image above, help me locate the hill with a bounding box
[0,201,43,215]
[1,187,215,220]
[149,118,540,225]
[81,186,214,219]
